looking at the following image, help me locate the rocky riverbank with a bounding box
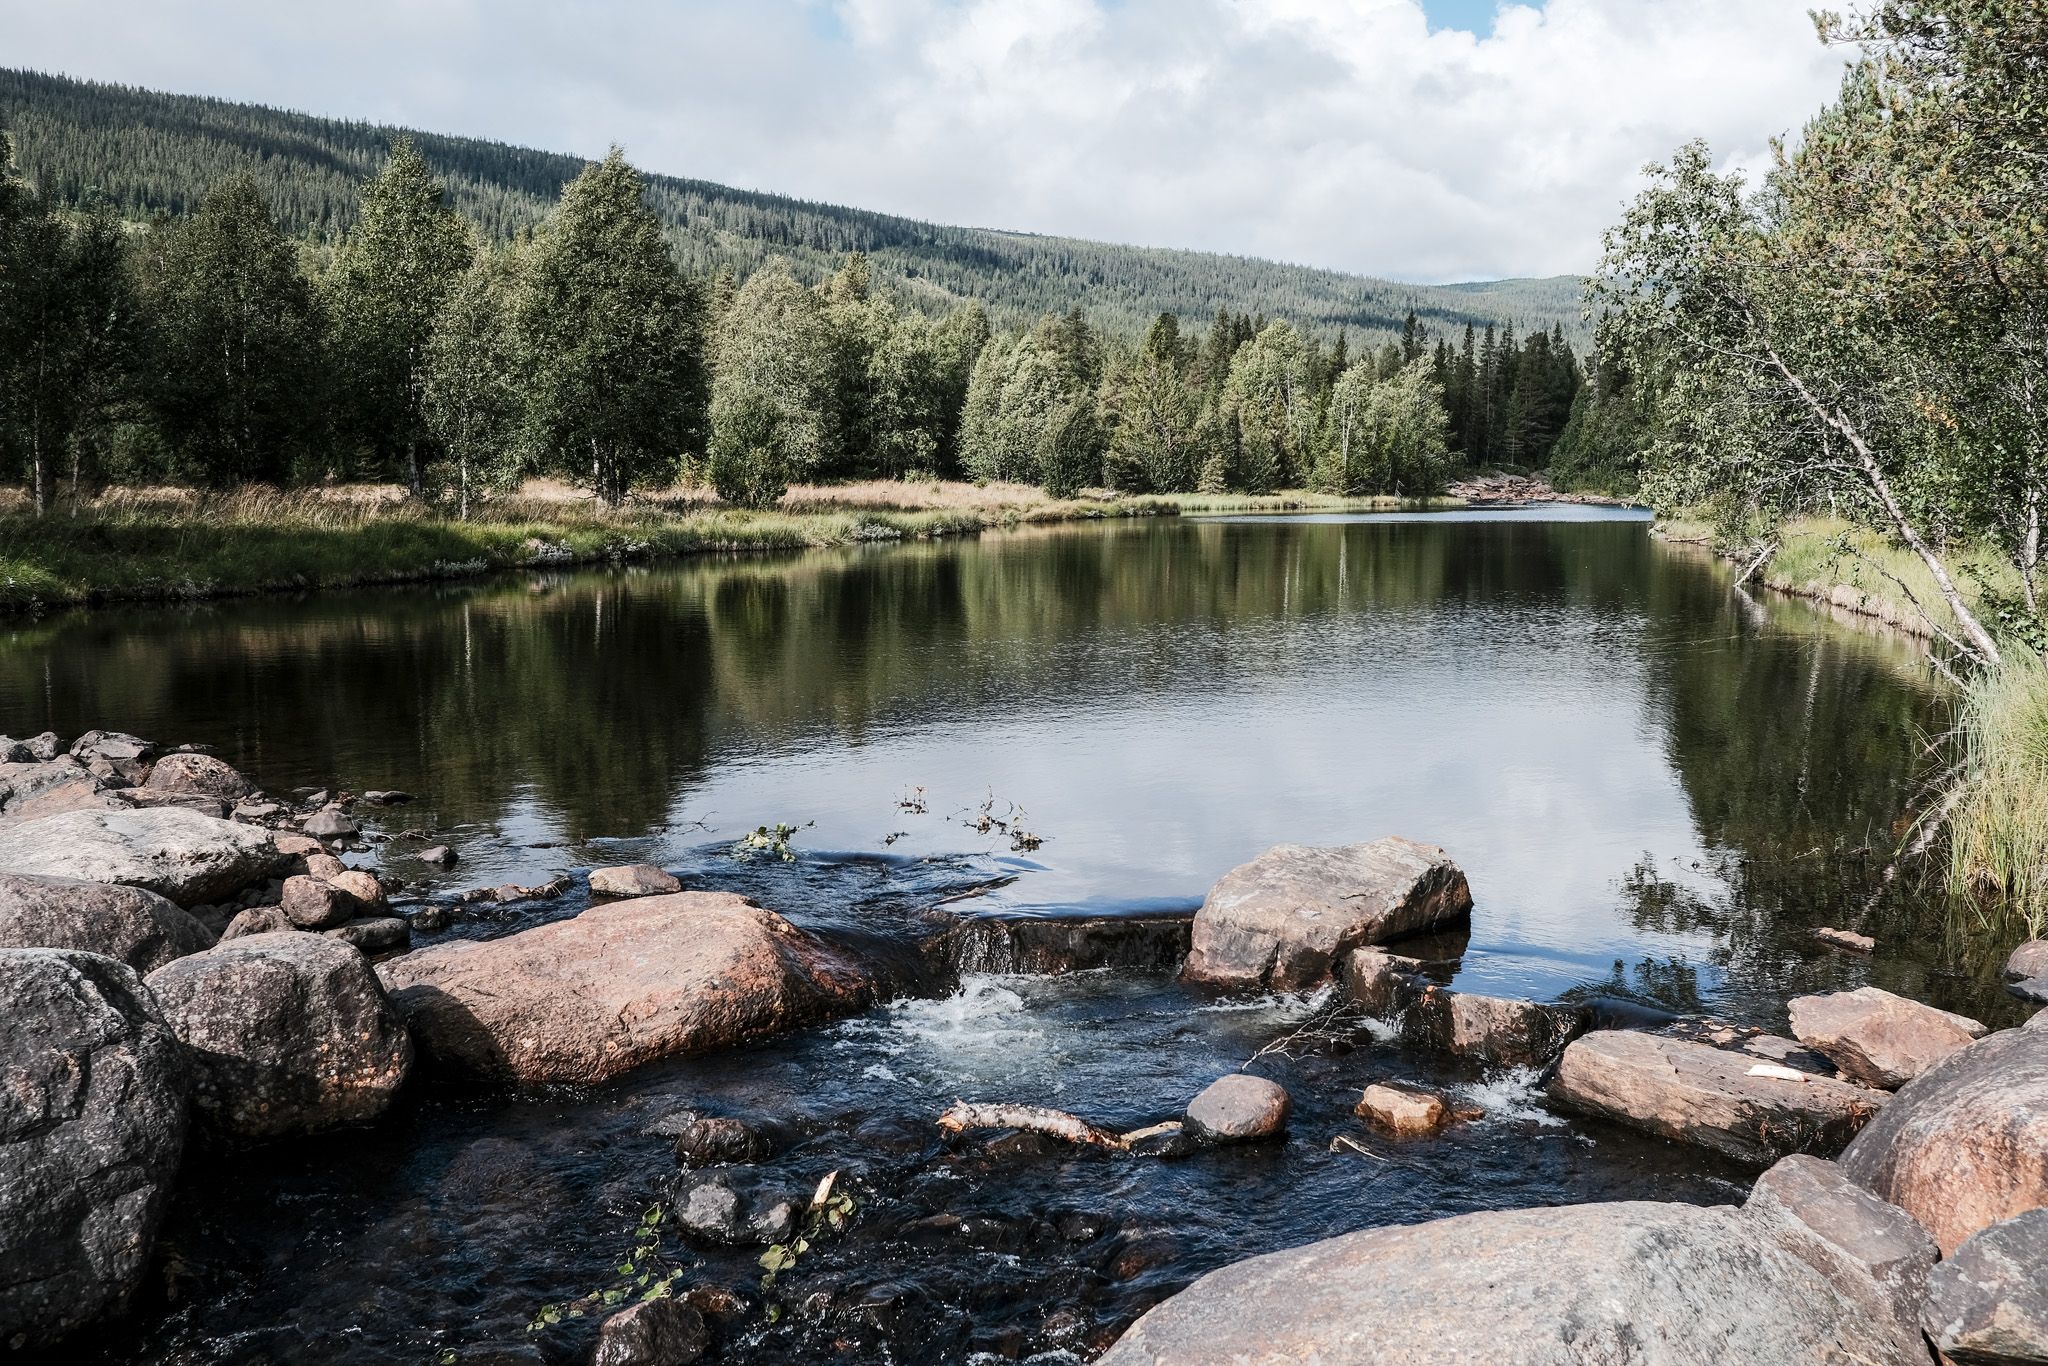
[2,736,2043,1362]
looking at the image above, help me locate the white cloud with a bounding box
[1,0,1845,281]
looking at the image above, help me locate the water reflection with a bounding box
[1,511,2006,1023]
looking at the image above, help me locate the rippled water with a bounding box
[2,509,2021,1363]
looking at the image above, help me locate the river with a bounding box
[1,507,2017,1363]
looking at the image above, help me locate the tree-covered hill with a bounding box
[0,67,1582,344]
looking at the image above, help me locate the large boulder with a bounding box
[1920,1209,2048,1365]
[1181,837,1472,990]
[1551,1030,1886,1167]
[1096,1200,1921,1365]
[0,807,292,907]
[1839,1023,2048,1254]
[144,932,412,1139]
[376,893,872,1084]
[0,870,214,974]
[0,949,187,1350]
[1743,1155,1937,1346]
[140,752,253,803]
[1788,986,1985,1089]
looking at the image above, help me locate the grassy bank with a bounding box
[0,482,1427,614]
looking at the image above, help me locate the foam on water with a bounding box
[1453,1066,1566,1128]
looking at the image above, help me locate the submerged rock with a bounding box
[1743,1155,1937,1346]
[1096,1200,1921,1365]
[145,931,412,1139]
[672,1168,809,1246]
[1184,1074,1291,1143]
[1550,1030,1886,1167]
[589,863,683,898]
[938,913,1193,976]
[377,893,872,1084]
[0,870,214,973]
[0,807,292,907]
[1182,837,1472,990]
[1839,1022,2048,1254]
[672,1115,791,1167]
[592,1299,709,1366]
[1787,986,1985,1089]
[1920,1209,2048,1365]
[0,948,188,1351]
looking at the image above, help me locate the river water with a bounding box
[1,508,2020,1363]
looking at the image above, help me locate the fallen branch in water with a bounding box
[937,1101,1129,1150]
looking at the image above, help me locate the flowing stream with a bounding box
[2,508,2023,1363]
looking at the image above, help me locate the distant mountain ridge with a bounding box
[0,67,1585,344]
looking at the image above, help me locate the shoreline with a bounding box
[0,485,1461,619]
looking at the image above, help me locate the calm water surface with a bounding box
[1,510,2016,1363]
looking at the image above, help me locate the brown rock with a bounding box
[2007,940,2048,982]
[327,868,386,910]
[1182,837,1471,990]
[145,931,412,1139]
[591,1299,708,1366]
[222,906,290,939]
[1339,945,1428,1016]
[1097,1200,1916,1365]
[589,863,684,898]
[1744,1155,1937,1348]
[323,916,411,954]
[304,852,348,881]
[1788,986,1986,1089]
[1920,1208,2048,1365]
[0,870,215,973]
[1839,1023,2048,1254]
[303,805,359,840]
[274,833,322,858]
[1356,1082,1450,1137]
[1551,1030,1887,1167]
[1814,926,1876,954]
[280,874,355,929]
[1440,990,1579,1068]
[141,753,252,802]
[375,893,872,1084]
[1183,1073,1290,1143]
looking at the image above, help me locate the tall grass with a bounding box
[1949,655,2048,939]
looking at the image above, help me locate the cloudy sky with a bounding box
[4,0,1847,282]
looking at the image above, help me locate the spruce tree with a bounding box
[707,264,833,505]
[323,138,473,492]
[422,246,524,517]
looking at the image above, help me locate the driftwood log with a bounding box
[937,1101,1131,1150]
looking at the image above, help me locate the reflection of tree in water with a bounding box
[1560,947,1710,1017]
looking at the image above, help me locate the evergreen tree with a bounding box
[707,264,834,505]
[1221,321,1315,491]
[1103,312,1203,492]
[516,149,704,504]
[322,138,473,492]
[138,175,322,486]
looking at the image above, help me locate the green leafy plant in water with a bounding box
[528,1204,687,1332]
[736,820,814,862]
[756,1171,856,1324]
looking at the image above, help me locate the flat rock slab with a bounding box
[1744,1155,1937,1345]
[0,870,215,974]
[1,949,188,1351]
[1551,1030,1886,1167]
[1182,837,1471,990]
[377,893,873,1084]
[1921,1208,2048,1365]
[1788,986,1985,1089]
[1840,1023,2048,1255]
[1096,1200,1919,1365]
[0,807,292,907]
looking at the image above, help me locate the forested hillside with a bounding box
[0,67,1580,343]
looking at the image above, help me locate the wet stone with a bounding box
[1356,1082,1451,1137]
[591,1298,709,1366]
[671,1169,808,1246]
[1184,1073,1291,1144]
[672,1115,790,1167]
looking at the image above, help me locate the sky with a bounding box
[2,0,1849,283]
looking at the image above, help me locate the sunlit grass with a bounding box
[1949,655,2048,940]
